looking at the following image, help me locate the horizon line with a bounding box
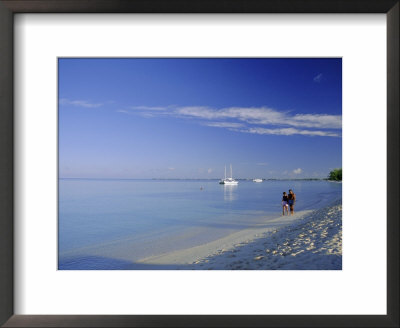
[59,177,329,181]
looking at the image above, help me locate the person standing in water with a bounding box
[288,189,296,215]
[282,192,289,215]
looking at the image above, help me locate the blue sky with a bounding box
[59,58,342,179]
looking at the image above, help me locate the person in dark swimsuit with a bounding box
[288,189,296,215]
[282,192,289,215]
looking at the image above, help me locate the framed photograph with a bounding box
[0,0,398,327]
[57,57,343,272]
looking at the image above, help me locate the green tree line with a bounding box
[328,168,342,181]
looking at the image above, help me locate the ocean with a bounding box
[58,179,342,269]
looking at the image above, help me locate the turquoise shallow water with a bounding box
[58,179,341,269]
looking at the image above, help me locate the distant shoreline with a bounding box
[59,177,333,181]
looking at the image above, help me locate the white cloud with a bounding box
[176,106,341,130]
[293,168,302,174]
[59,98,103,108]
[117,106,172,118]
[176,106,286,126]
[117,109,156,118]
[121,104,341,138]
[292,114,341,129]
[245,127,340,137]
[205,122,245,128]
[313,73,323,82]
[257,162,268,166]
[168,167,175,171]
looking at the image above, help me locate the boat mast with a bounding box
[224,165,226,179]
[230,164,232,178]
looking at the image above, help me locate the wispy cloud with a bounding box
[207,168,213,174]
[313,73,323,83]
[176,106,286,125]
[245,127,340,137]
[257,162,268,166]
[117,104,341,138]
[117,108,163,118]
[175,106,341,130]
[293,168,302,174]
[60,98,103,108]
[292,114,341,129]
[204,122,245,128]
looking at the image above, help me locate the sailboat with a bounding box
[219,164,239,185]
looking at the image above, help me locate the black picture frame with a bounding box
[0,1,398,327]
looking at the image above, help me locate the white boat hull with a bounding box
[219,164,238,185]
[222,180,238,185]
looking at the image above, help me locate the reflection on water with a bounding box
[223,184,238,201]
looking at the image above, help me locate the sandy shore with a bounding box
[138,199,342,270]
[188,199,342,270]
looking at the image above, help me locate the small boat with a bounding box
[253,178,263,183]
[219,164,239,185]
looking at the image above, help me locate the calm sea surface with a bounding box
[58,179,342,269]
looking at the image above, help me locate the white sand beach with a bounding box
[139,199,342,270]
